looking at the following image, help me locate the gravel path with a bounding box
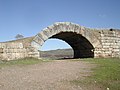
[0,60,96,90]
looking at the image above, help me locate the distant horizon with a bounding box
[41,47,72,51]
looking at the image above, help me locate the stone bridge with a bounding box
[0,22,120,60]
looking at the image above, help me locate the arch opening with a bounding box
[32,22,97,59]
[50,32,94,58]
[40,39,74,59]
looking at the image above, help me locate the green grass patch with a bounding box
[0,57,49,68]
[71,58,120,90]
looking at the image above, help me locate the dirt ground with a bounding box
[0,60,100,90]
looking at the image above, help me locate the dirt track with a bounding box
[0,60,97,90]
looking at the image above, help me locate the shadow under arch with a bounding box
[50,32,94,58]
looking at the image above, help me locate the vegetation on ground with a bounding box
[40,48,73,59]
[0,57,120,90]
[71,58,120,90]
[0,58,48,68]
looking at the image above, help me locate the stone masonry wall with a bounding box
[94,29,120,58]
[0,37,39,61]
[0,22,120,60]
